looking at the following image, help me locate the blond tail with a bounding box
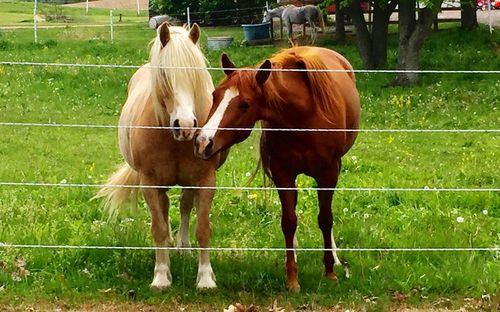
[93,163,141,219]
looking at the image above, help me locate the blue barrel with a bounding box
[241,22,271,41]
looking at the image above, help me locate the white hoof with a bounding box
[150,278,171,291]
[196,265,217,289]
[150,269,172,291]
[196,273,217,290]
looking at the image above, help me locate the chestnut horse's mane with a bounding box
[231,47,345,125]
[269,48,344,124]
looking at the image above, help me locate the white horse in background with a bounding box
[263,5,325,44]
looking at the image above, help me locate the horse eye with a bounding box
[238,101,250,110]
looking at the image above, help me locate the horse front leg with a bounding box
[142,180,173,290]
[315,160,341,281]
[273,169,300,292]
[194,169,217,289]
[177,189,194,251]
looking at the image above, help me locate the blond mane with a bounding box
[149,25,214,125]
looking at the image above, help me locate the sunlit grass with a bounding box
[0,6,499,311]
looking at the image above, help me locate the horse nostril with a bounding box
[173,119,180,137]
[193,119,198,130]
[205,138,214,153]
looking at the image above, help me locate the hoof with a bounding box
[197,284,217,292]
[196,280,217,290]
[325,271,338,281]
[286,281,301,293]
[196,271,217,290]
[150,273,172,292]
[150,283,171,292]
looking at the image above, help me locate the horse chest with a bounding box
[262,132,338,176]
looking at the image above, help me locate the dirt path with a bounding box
[477,9,500,28]
[64,0,149,11]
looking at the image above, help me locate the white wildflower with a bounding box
[456,216,464,223]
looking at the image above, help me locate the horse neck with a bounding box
[272,7,284,17]
[261,71,315,128]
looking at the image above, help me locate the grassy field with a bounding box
[0,0,146,26]
[0,4,499,311]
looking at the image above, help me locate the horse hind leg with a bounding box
[143,181,173,290]
[316,163,341,281]
[309,20,317,44]
[286,22,294,46]
[177,189,194,252]
[273,169,300,292]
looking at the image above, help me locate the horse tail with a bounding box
[317,7,325,33]
[94,163,141,219]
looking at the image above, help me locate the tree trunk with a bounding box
[395,0,442,85]
[350,0,374,69]
[349,0,397,69]
[371,1,398,68]
[148,0,157,19]
[461,0,478,29]
[335,0,346,43]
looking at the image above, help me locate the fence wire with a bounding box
[0,243,497,253]
[1,61,500,74]
[0,23,498,255]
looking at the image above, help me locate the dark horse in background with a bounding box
[195,46,360,291]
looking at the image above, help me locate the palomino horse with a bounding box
[97,23,226,290]
[263,5,325,44]
[195,47,360,291]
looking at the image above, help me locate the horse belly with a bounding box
[262,132,341,177]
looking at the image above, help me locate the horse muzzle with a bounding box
[194,134,215,160]
[172,118,197,141]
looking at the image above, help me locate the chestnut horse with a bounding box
[195,47,360,291]
[96,23,226,290]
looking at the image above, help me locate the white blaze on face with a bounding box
[199,87,239,140]
[170,90,196,125]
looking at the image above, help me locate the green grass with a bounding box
[0,4,499,311]
[0,0,147,26]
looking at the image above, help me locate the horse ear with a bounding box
[256,60,272,85]
[158,22,170,48]
[189,23,200,44]
[221,53,236,76]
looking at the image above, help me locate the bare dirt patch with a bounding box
[64,0,149,11]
